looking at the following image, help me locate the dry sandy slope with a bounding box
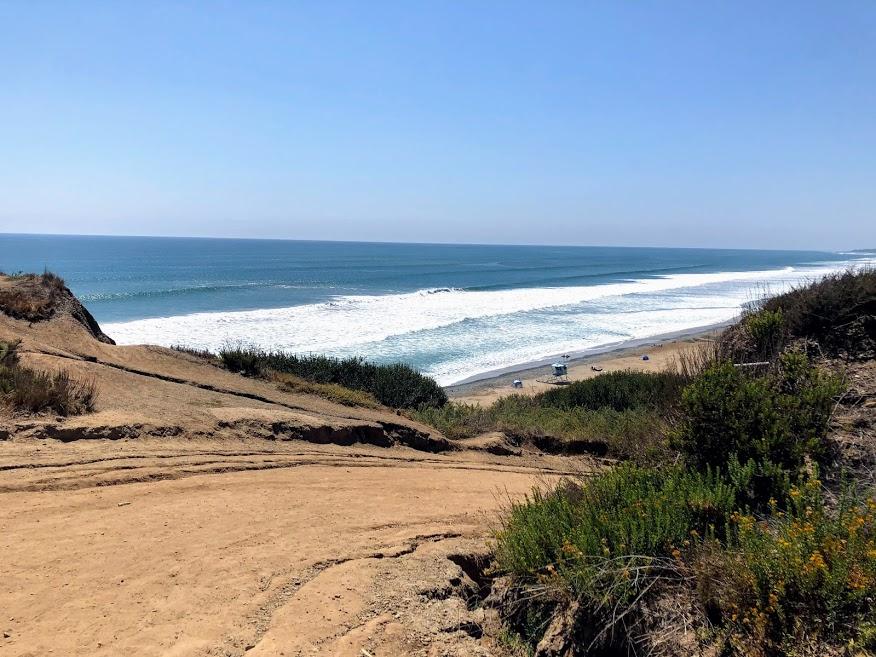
[0,307,455,453]
[1,439,589,657]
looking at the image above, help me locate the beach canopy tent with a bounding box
[552,363,568,377]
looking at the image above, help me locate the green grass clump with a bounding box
[270,371,380,409]
[412,395,664,459]
[219,347,447,409]
[0,341,96,416]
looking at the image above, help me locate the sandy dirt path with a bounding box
[1,439,586,657]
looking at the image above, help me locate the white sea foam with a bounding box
[103,258,871,384]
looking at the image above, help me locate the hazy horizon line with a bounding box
[1,231,869,255]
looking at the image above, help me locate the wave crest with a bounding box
[103,257,875,383]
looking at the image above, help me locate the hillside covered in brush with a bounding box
[488,268,876,657]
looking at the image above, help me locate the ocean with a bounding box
[1,234,871,385]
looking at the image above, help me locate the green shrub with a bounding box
[536,370,689,412]
[494,465,742,652]
[744,309,786,361]
[219,345,263,377]
[723,455,794,514]
[494,466,876,655]
[672,353,841,474]
[368,361,448,409]
[697,477,876,654]
[219,347,447,409]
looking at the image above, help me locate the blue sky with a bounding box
[1,1,873,249]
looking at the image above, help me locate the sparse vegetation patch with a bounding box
[0,271,68,322]
[0,341,96,416]
[412,370,686,461]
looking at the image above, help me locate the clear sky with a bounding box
[1,2,873,250]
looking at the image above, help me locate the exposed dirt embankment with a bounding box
[0,273,456,452]
[0,272,114,343]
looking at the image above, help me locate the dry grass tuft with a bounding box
[0,340,96,416]
[0,271,69,322]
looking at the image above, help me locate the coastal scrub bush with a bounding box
[493,465,741,652]
[495,465,738,582]
[761,267,876,360]
[696,477,876,654]
[721,267,876,362]
[537,370,690,412]
[219,346,447,409]
[219,345,262,377]
[743,309,786,361]
[0,340,96,416]
[672,352,842,475]
[494,467,876,655]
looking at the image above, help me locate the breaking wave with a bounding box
[103,259,870,384]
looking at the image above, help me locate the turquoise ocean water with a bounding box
[1,234,871,384]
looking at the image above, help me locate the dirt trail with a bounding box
[0,439,589,657]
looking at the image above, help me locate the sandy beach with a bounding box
[446,324,727,405]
